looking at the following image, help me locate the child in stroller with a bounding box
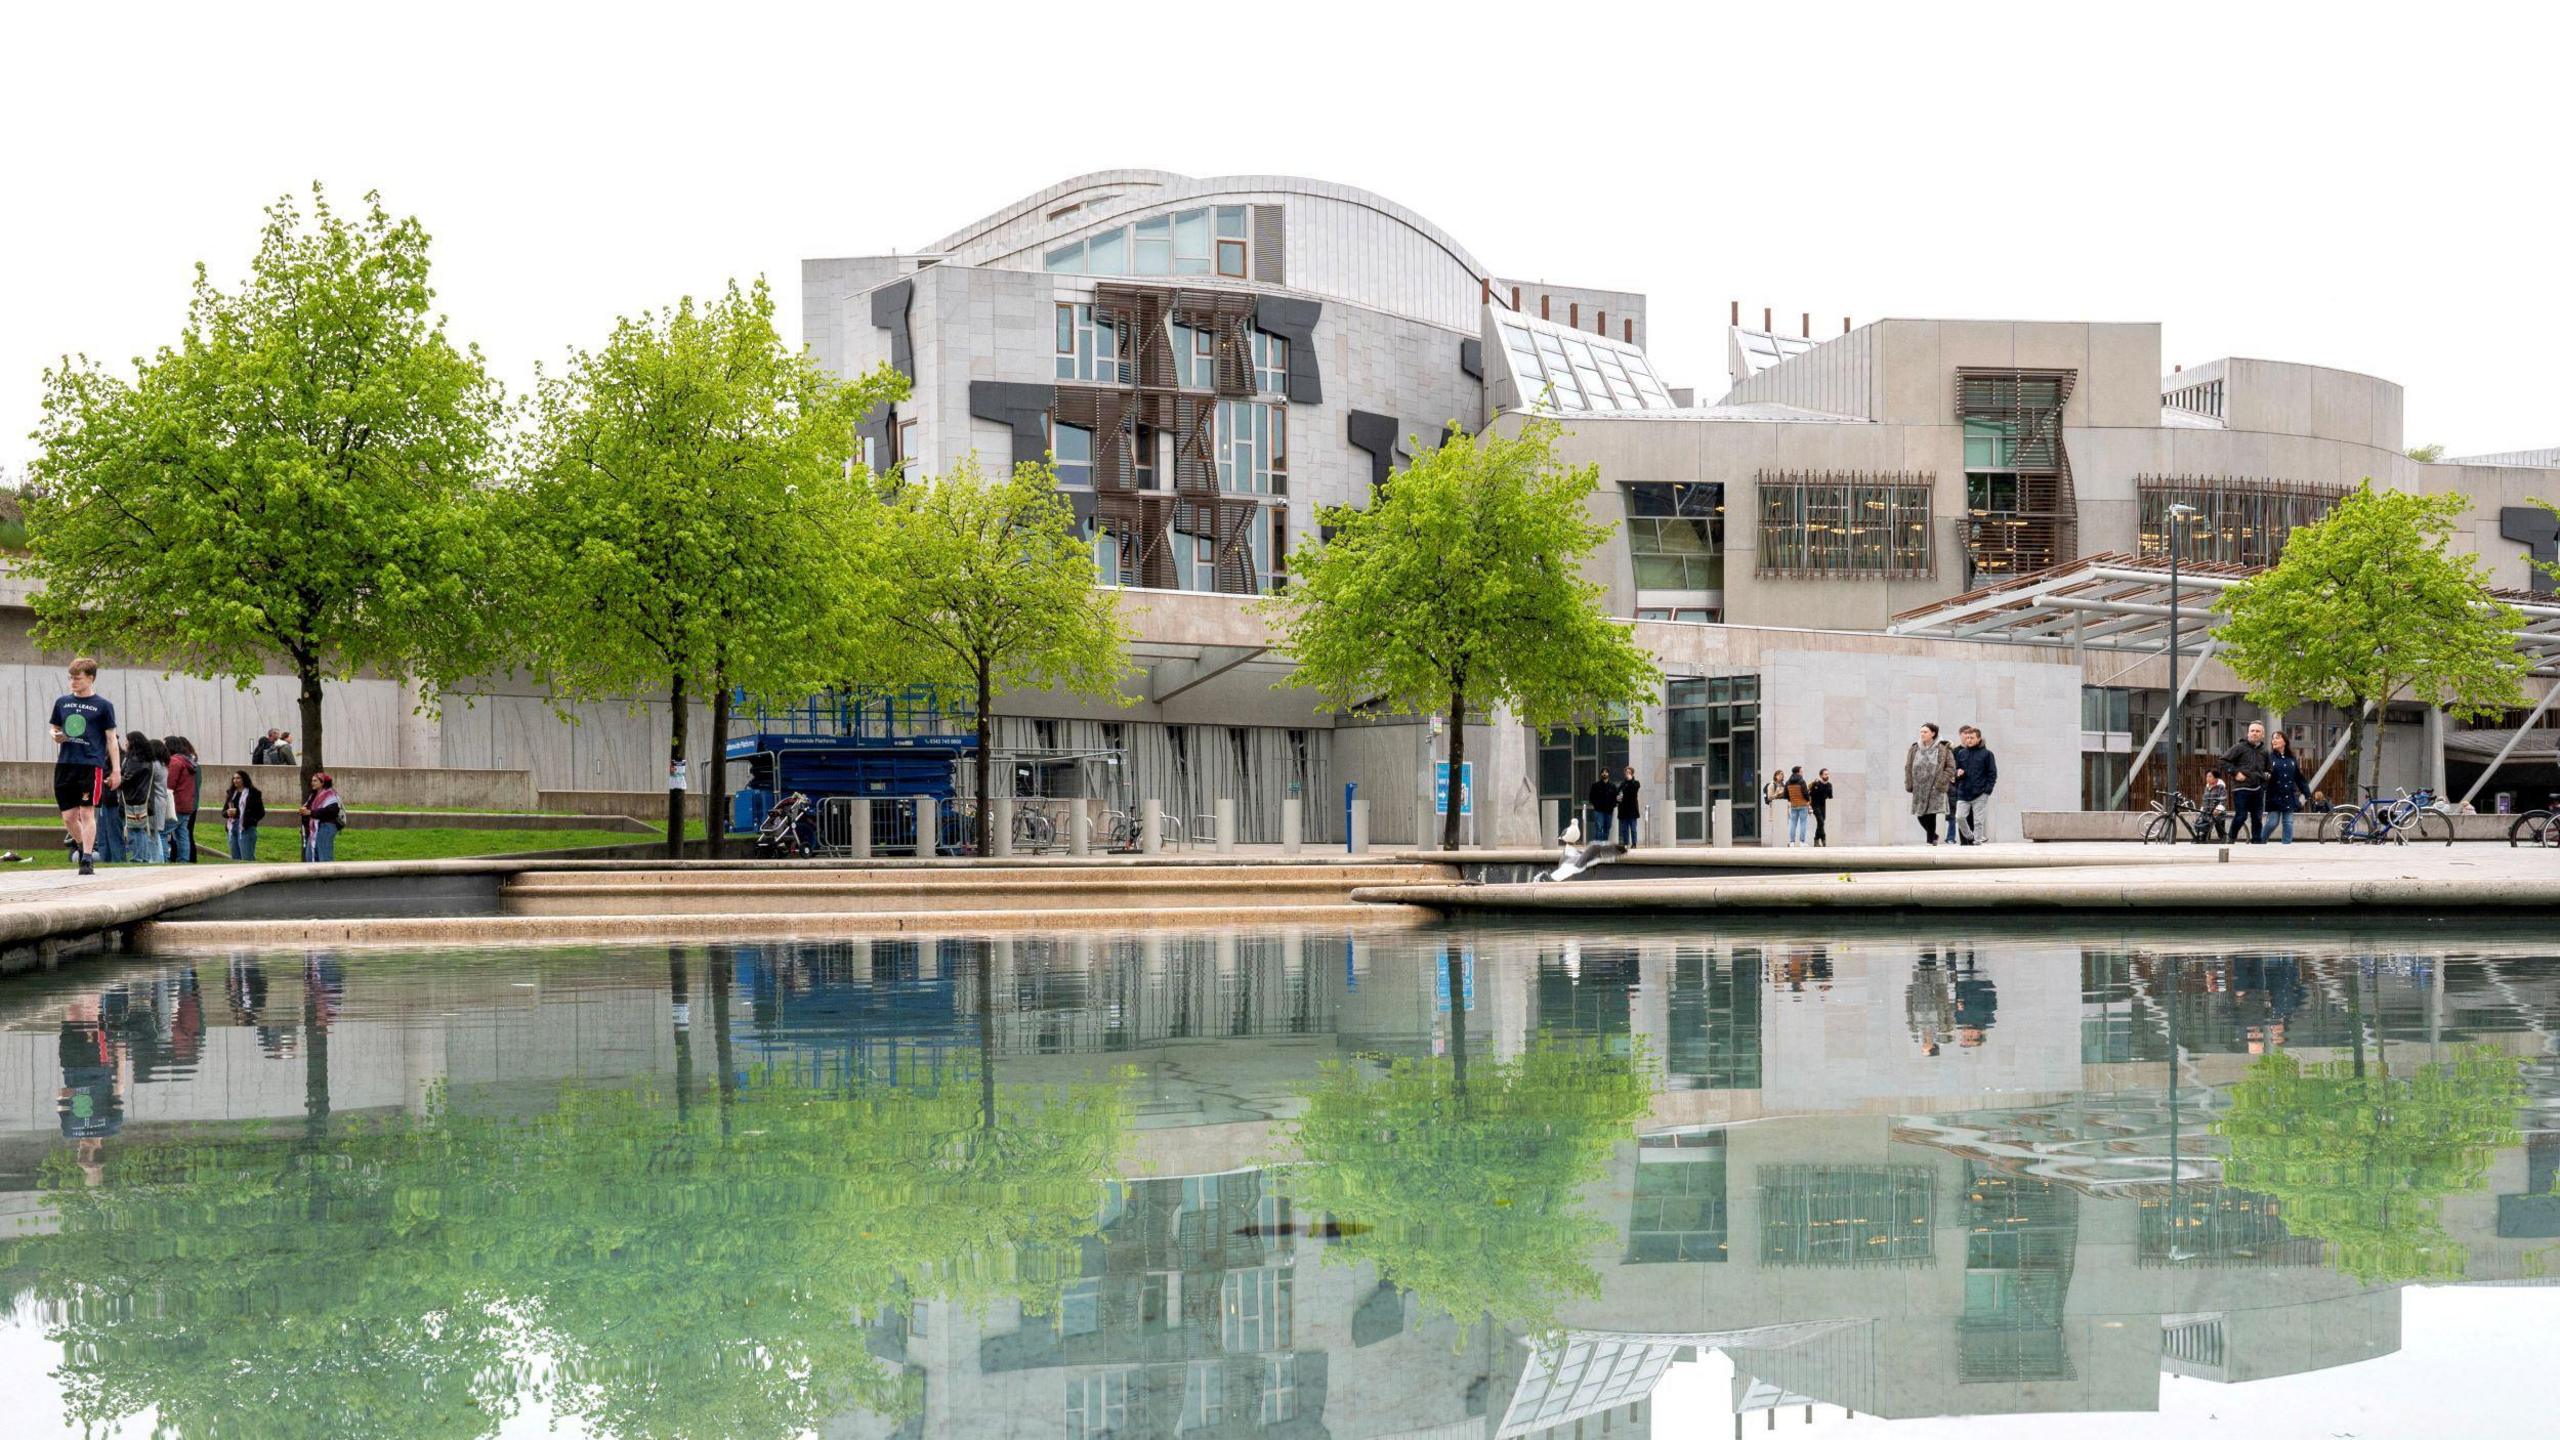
[754,791,816,860]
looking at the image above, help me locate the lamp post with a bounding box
[2165,502,2200,835]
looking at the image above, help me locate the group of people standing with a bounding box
[1763,766,1835,846]
[1904,722,2000,845]
[2199,720,2314,843]
[47,658,340,873]
[1581,766,1645,847]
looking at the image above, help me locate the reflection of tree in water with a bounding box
[2219,1043,2524,1285]
[6,956,1126,1440]
[1287,956,1652,1339]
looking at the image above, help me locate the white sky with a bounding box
[3,1,2557,477]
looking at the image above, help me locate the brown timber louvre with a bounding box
[1753,469,1936,579]
[1252,205,1285,284]
[1057,283,1270,595]
[2135,475,2351,568]
[1955,368,2077,582]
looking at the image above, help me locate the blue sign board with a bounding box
[1433,762,1474,818]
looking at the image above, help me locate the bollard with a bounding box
[1711,800,1733,848]
[1539,798,1561,848]
[1069,804,1091,856]
[1414,795,1437,853]
[1348,798,1371,854]
[1141,798,1164,855]
[849,798,872,859]
[1281,798,1303,854]
[1215,798,1237,854]
[914,796,936,857]
[991,797,1013,857]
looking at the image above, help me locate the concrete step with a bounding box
[3,804,649,833]
[499,864,1452,916]
[1,824,70,850]
[505,862,1444,889]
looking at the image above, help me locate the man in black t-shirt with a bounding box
[48,657,121,876]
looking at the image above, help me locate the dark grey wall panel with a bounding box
[1252,296,1323,406]
[1348,410,1401,494]
[1459,338,1483,380]
[870,278,915,377]
[969,381,1058,470]
[2503,506,2560,594]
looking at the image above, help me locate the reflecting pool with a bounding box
[2,920,2556,1437]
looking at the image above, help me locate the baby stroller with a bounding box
[753,791,816,860]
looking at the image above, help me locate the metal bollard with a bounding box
[850,798,872,859]
[1069,805,1091,856]
[1413,795,1437,853]
[1281,798,1303,854]
[1348,798,1371,854]
[914,796,935,857]
[1539,798,1561,848]
[1215,798,1236,854]
[991,797,1013,858]
[1141,798,1163,855]
[1711,800,1733,848]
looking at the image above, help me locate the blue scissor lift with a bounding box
[725,689,979,855]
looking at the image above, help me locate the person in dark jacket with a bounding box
[1949,726,1998,845]
[2265,729,2311,844]
[2198,768,2233,842]
[1809,769,1835,847]
[1614,765,1644,847]
[2220,721,2275,844]
[222,771,266,861]
[1585,773,1619,844]
[1783,766,1813,846]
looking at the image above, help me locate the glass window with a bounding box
[1052,420,1093,488]
[1216,205,1248,238]
[1044,240,1085,273]
[1086,226,1125,274]
[1259,1355,1299,1424]
[1055,304,1122,383]
[1217,238,1247,277]
[1253,331,1289,394]
[1133,215,1172,275]
[1625,483,1726,593]
[1066,1372,1132,1440]
[1755,473,1932,579]
[1173,208,1212,274]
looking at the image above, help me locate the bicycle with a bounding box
[2320,788,2409,846]
[2508,794,2560,848]
[2388,787,2455,846]
[1012,800,1059,853]
[2141,790,2215,844]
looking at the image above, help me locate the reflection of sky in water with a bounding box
[0,922,2553,1437]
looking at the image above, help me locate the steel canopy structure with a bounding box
[1885,552,2560,677]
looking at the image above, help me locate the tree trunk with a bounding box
[666,673,688,860]
[2365,695,2391,796]
[978,941,998,1131]
[1442,678,1468,850]
[707,662,730,861]
[294,662,324,799]
[1445,945,1469,1107]
[301,961,331,1146]
[710,953,736,1138]
[975,663,995,856]
[2338,700,2364,811]
[668,947,692,1124]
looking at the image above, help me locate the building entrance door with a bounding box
[1673,763,1707,844]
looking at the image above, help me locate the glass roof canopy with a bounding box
[1497,313,1676,413]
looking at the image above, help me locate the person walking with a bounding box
[1783,766,1813,846]
[250,730,277,765]
[1585,771,1619,844]
[1950,725,1999,845]
[47,657,121,876]
[2220,720,2275,844]
[1903,723,1957,845]
[1614,764,1644,848]
[2266,730,2310,844]
[164,737,199,863]
[116,735,160,864]
[1809,769,1835,847]
[222,770,266,861]
[300,772,345,863]
[271,733,297,767]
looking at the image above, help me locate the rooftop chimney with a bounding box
[1763,306,1772,331]
[1730,300,1740,326]
[1842,316,1851,335]
[1801,312,1810,338]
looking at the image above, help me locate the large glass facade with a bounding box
[1624,482,1724,595]
[1497,318,1675,411]
[1667,674,1760,843]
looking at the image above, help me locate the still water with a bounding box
[2,920,2556,1439]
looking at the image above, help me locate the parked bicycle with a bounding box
[2319,787,2412,846]
[2140,790,2215,844]
[2508,793,2560,848]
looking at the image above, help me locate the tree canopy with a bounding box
[2213,482,2529,794]
[852,455,1130,851]
[505,278,904,853]
[2218,1046,2524,1285]
[1285,1022,1653,1337]
[20,184,503,786]
[1264,417,1660,846]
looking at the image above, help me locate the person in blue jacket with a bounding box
[2265,729,2311,843]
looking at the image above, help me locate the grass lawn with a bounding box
[2,822,705,869]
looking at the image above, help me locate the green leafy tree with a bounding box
[1265,417,1661,847]
[508,279,903,855]
[2405,443,2447,463]
[852,455,1130,852]
[2213,482,2529,795]
[21,185,503,789]
[1286,982,1653,1337]
[2219,1045,2524,1284]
